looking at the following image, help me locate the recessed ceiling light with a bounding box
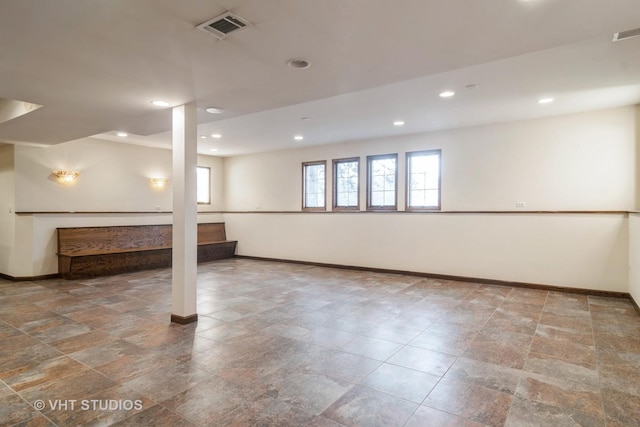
[287,58,311,69]
[151,100,170,107]
[439,91,455,98]
[294,135,304,141]
[210,148,218,152]
[465,84,477,89]
[211,133,222,139]
[538,97,555,104]
[199,135,207,139]
[301,117,311,121]
[393,121,405,126]
[116,132,128,137]
[205,107,224,114]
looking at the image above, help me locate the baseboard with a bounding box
[235,255,630,299]
[630,294,640,315]
[0,272,60,282]
[171,313,198,324]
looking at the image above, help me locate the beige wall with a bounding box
[0,145,15,275]
[14,138,224,213]
[224,107,636,212]
[629,214,640,303]
[223,107,637,292]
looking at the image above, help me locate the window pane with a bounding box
[407,151,440,209]
[197,166,211,204]
[334,159,359,208]
[368,155,396,208]
[303,162,325,209]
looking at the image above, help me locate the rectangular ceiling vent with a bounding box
[197,12,251,40]
[613,27,640,42]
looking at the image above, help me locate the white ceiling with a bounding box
[0,0,639,156]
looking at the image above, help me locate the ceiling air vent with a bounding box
[197,12,251,40]
[613,27,640,42]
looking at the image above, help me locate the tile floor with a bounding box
[1,258,639,426]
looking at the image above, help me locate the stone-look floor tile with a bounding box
[305,415,347,426]
[524,352,599,388]
[111,404,198,427]
[19,369,117,404]
[160,376,261,425]
[321,385,418,427]
[505,288,548,306]
[387,345,456,376]
[69,339,145,368]
[444,357,521,394]
[516,372,603,419]
[423,378,513,427]
[529,336,596,369]
[303,326,360,348]
[49,329,118,354]
[599,364,640,397]
[409,329,476,356]
[360,363,439,403]
[481,312,539,336]
[95,352,177,383]
[593,333,640,354]
[405,405,487,427]
[462,335,530,370]
[31,322,91,343]
[0,380,13,398]
[269,371,355,416]
[535,324,594,346]
[215,394,316,427]
[11,415,57,426]
[538,312,592,334]
[42,384,154,427]
[1,355,86,392]
[0,393,41,426]
[0,342,62,377]
[305,349,382,383]
[122,362,213,402]
[340,336,403,361]
[505,397,605,427]
[0,321,23,340]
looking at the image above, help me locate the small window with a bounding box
[197,166,211,204]
[333,157,359,210]
[367,154,397,210]
[406,150,441,210]
[302,161,326,211]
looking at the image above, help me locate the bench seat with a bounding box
[57,223,236,279]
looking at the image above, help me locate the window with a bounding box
[333,157,359,210]
[406,150,441,210]
[197,166,211,204]
[302,161,326,210]
[367,154,397,210]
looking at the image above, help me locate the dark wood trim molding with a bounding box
[171,313,198,324]
[221,210,629,215]
[630,294,640,315]
[235,255,630,299]
[0,272,59,282]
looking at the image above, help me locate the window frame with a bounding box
[302,160,327,211]
[332,157,360,211]
[196,166,211,205]
[405,149,442,211]
[366,153,398,211]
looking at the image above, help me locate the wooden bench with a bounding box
[57,223,237,279]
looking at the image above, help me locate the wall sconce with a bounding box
[53,170,79,185]
[150,177,168,189]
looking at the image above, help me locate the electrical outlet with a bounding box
[515,202,526,208]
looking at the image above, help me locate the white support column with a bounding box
[171,104,198,324]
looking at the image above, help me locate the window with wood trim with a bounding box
[406,150,441,210]
[302,161,326,210]
[367,154,397,210]
[197,166,211,204]
[333,157,359,210]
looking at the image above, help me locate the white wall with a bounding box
[0,145,15,275]
[14,137,225,212]
[224,107,636,212]
[222,107,637,292]
[5,138,225,277]
[629,214,640,303]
